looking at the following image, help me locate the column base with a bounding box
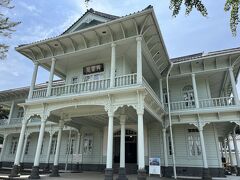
[28,166,40,179]
[9,165,20,177]
[104,168,113,180]
[116,168,128,180]
[236,166,240,176]
[49,165,60,177]
[202,168,212,180]
[137,169,146,180]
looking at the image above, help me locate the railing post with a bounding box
[8,100,15,125]
[110,43,116,88]
[192,74,199,108]
[46,58,56,97]
[229,67,240,105]
[136,36,143,84]
[28,62,39,99]
[159,78,163,103]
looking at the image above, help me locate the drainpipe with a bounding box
[166,62,177,179]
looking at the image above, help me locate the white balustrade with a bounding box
[115,73,137,87]
[199,97,235,108]
[31,74,139,99]
[32,88,47,99]
[166,97,235,111]
[9,118,23,125]
[0,119,8,126]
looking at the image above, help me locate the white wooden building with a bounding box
[0,6,240,180]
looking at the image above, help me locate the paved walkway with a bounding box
[0,172,239,180]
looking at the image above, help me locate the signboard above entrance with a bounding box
[83,63,104,75]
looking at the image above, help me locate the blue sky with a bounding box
[0,0,239,91]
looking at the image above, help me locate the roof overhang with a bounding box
[16,6,170,78]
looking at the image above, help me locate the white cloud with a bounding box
[18,2,41,15]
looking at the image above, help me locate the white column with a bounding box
[53,120,64,166]
[8,100,15,124]
[159,79,163,103]
[33,119,46,166]
[227,137,233,167]
[199,126,208,168]
[75,132,81,154]
[162,128,168,167]
[137,111,145,169]
[110,43,116,88]
[229,67,240,105]
[106,112,114,169]
[46,58,56,97]
[45,132,54,164]
[232,130,240,167]
[0,134,8,162]
[192,74,199,108]
[28,62,39,99]
[20,133,30,163]
[14,120,28,165]
[120,115,126,168]
[136,36,143,84]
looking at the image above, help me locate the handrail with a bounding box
[32,73,138,99]
[166,97,235,111]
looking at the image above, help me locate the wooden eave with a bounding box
[16,7,170,78]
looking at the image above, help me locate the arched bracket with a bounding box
[140,15,150,34]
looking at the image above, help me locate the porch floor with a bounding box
[0,172,238,180]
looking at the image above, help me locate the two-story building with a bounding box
[0,6,240,180]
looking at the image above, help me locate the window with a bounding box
[168,135,172,155]
[187,129,201,156]
[25,140,31,155]
[183,85,195,107]
[83,73,103,82]
[50,137,57,154]
[9,137,18,154]
[72,77,78,84]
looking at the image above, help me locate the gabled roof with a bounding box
[171,47,240,63]
[62,8,119,34]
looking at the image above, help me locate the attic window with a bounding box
[102,31,107,34]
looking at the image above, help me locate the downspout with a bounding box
[166,62,177,179]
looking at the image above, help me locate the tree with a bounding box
[0,0,20,60]
[84,0,240,36]
[0,106,9,119]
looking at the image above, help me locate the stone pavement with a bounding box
[0,172,239,180]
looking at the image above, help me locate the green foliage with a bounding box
[0,0,20,60]
[85,0,239,36]
[224,0,240,36]
[0,106,9,119]
[169,0,208,17]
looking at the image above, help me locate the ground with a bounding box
[0,172,239,180]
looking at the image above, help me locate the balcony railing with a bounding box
[0,117,22,126]
[0,119,8,126]
[165,97,235,111]
[32,73,138,99]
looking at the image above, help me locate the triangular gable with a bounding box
[63,8,119,34]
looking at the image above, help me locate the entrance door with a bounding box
[113,129,137,164]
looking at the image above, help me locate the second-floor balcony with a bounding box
[165,97,237,112]
[32,73,139,99]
